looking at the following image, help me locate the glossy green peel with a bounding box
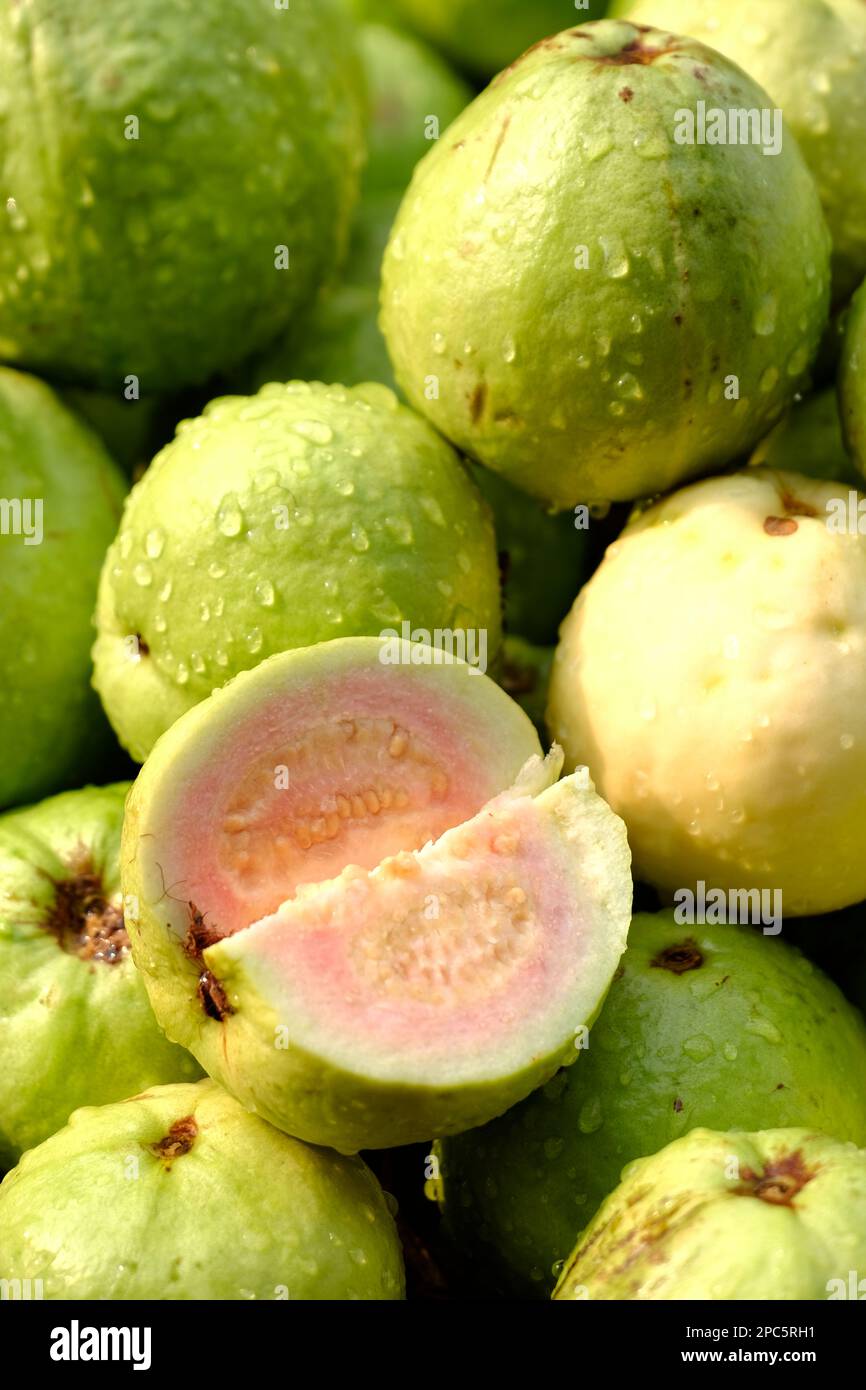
[554,1127,866,1300]
[0,0,365,389]
[93,382,502,761]
[839,278,866,477]
[386,0,610,79]
[0,785,200,1171]
[381,20,831,506]
[0,1080,405,1299]
[0,368,126,811]
[437,911,866,1296]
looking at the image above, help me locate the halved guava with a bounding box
[124,636,632,1151]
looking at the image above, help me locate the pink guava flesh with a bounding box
[153,658,542,935]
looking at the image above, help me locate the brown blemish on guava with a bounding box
[485,114,511,181]
[147,1114,198,1164]
[593,33,683,68]
[46,852,128,964]
[737,1149,815,1206]
[470,382,487,424]
[651,939,703,974]
[619,86,634,103]
[135,635,149,656]
[673,1097,684,1113]
[764,516,799,536]
[182,901,225,960]
[197,971,233,1022]
[779,486,819,519]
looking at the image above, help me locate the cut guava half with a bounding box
[124,637,632,1151]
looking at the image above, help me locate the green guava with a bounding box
[748,386,861,488]
[360,23,472,194]
[497,637,555,735]
[614,0,866,303]
[0,0,364,391]
[554,1127,866,1300]
[0,1079,405,1299]
[122,637,632,1153]
[548,468,866,915]
[0,368,127,812]
[380,20,831,507]
[839,278,866,476]
[0,784,200,1172]
[386,1,610,79]
[436,910,866,1297]
[93,381,503,762]
[472,467,588,644]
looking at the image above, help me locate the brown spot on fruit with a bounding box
[651,939,703,974]
[136,635,149,656]
[764,516,798,536]
[738,1149,815,1206]
[148,1115,198,1164]
[470,382,487,424]
[673,1097,683,1113]
[485,114,511,181]
[619,87,634,102]
[779,488,819,518]
[47,853,128,964]
[198,970,233,1021]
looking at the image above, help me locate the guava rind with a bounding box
[839,278,866,476]
[0,784,200,1171]
[93,382,503,762]
[380,20,831,507]
[437,910,866,1297]
[748,386,860,488]
[387,0,610,79]
[548,467,866,915]
[616,0,866,303]
[0,368,127,812]
[0,0,365,390]
[0,1080,404,1299]
[122,640,631,1152]
[554,1127,866,1300]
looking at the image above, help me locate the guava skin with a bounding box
[93,382,502,762]
[0,0,365,390]
[839,279,866,476]
[0,1080,405,1300]
[0,785,200,1171]
[0,368,127,812]
[748,385,861,488]
[380,20,831,507]
[554,1127,866,1300]
[548,468,866,915]
[472,467,588,644]
[386,0,610,80]
[615,0,866,303]
[436,911,866,1297]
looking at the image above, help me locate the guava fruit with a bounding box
[497,637,555,735]
[93,381,502,762]
[748,386,860,488]
[122,637,632,1153]
[0,0,364,391]
[548,467,866,915]
[360,23,472,194]
[0,784,200,1172]
[386,1,610,80]
[614,0,866,303]
[436,910,866,1297]
[472,467,588,644]
[381,20,831,507]
[839,278,866,476]
[0,1079,404,1299]
[554,1127,866,1300]
[0,368,127,812]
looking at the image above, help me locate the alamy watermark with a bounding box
[674,102,783,157]
[673,881,782,935]
[378,622,488,675]
[0,496,42,545]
